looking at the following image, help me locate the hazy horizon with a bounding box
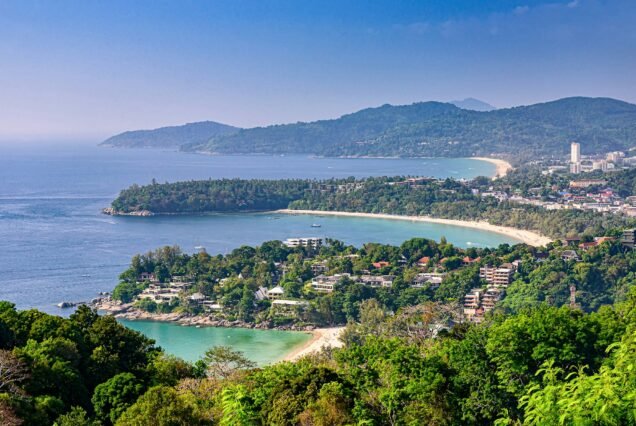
[1,0,635,140]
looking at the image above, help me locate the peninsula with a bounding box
[105,167,636,240]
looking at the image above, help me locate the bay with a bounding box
[118,319,312,365]
[0,143,511,315]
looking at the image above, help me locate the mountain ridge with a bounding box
[100,120,239,149]
[185,97,636,161]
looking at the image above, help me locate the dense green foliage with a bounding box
[110,171,636,238]
[5,233,636,424]
[182,97,636,160]
[101,121,239,149]
[111,179,310,214]
[114,235,636,323]
[0,304,162,425]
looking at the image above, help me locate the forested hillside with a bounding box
[4,236,636,425]
[182,97,636,160]
[101,121,239,149]
[108,174,636,239]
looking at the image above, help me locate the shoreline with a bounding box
[470,157,513,178]
[276,209,552,247]
[283,327,345,361]
[96,301,344,363]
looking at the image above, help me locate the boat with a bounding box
[311,223,322,228]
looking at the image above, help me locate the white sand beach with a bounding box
[471,157,513,178]
[283,327,345,361]
[276,209,552,247]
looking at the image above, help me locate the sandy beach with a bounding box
[283,327,345,361]
[276,209,551,247]
[471,157,513,178]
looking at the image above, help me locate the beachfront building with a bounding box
[254,286,269,301]
[186,292,206,306]
[138,285,180,304]
[283,237,323,248]
[267,286,285,300]
[270,299,309,317]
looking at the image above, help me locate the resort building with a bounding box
[412,272,445,289]
[270,299,309,317]
[481,287,504,313]
[186,292,206,305]
[310,273,352,293]
[267,286,285,300]
[622,229,636,249]
[283,237,323,248]
[569,179,608,189]
[138,272,157,282]
[254,286,268,301]
[359,275,395,288]
[479,264,515,287]
[311,261,329,275]
[561,250,580,262]
[463,288,483,322]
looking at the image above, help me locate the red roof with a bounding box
[417,256,431,264]
[372,261,390,268]
[578,242,598,249]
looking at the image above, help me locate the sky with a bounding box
[0,0,635,141]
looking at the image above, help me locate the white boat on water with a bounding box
[311,223,321,228]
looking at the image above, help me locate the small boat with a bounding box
[311,223,322,228]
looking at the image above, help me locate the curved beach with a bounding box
[283,327,345,361]
[471,157,513,178]
[276,209,551,247]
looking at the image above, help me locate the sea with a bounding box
[0,143,515,363]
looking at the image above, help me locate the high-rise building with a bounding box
[571,142,581,163]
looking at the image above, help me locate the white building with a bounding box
[571,142,581,163]
[283,237,323,248]
[311,273,352,293]
[267,285,285,300]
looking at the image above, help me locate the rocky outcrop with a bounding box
[102,207,154,217]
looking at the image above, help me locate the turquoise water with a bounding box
[0,143,512,315]
[119,319,312,365]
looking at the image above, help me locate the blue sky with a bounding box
[0,0,634,140]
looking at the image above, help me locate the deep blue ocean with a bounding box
[0,144,514,314]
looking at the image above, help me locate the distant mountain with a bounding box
[450,98,496,111]
[101,121,239,149]
[183,97,636,161]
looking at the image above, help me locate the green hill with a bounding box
[183,97,636,161]
[100,121,239,149]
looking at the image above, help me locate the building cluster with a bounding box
[308,273,397,293]
[463,262,518,323]
[136,274,221,312]
[568,142,632,174]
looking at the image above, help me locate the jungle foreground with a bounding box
[3,231,636,425]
